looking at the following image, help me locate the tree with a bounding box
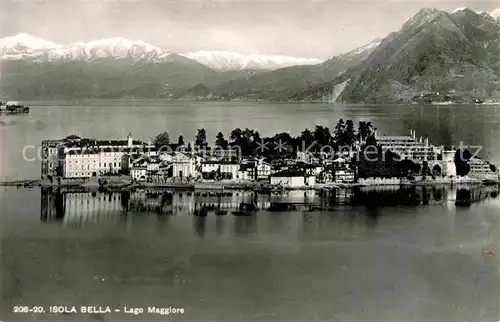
[454,148,472,176]
[215,132,228,149]
[422,161,430,176]
[357,121,373,142]
[153,132,170,151]
[177,135,185,146]
[195,128,207,150]
[300,128,315,150]
[345,120,357,148]
[432,164,442,177]
[313,125,332,148]
[230,128,242,141]
[489,164,497,173]
[333,118,346,148]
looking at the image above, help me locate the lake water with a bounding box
[1,100,500,181]
[1,101,500,321]
[1,186,499,321]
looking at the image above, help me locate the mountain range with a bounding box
[0,34,321,71]
[1,7,500,103]
[292,7,500,103]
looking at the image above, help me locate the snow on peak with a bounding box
[0,35,173,62]
[345,39,382,56]
[451,7,467,13]
[490,8,500,19]
[404,8,443,30]
[50,37,171,61]
[0,33,61,50]
[181,50,322,71]
[0,33,61,59]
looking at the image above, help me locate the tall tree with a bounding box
[345,120,357,147]
[357,121,373,142]
[333,119,346,148]
[215,132,228,149]
[313,125,332,148]
[454,148,472,176]
[177,135,185,146]
[195,128,207,150]
[300,128,315,150]
[153,132,170,151]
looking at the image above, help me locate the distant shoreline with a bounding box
[12,99,500,106]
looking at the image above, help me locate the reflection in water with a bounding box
[41,185,499,229]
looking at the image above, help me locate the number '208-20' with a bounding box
[13,306,45,313]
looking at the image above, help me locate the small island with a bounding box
[0,101,30,114]
[28,119,499,192]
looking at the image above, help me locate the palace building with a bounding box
[375,129,443,162]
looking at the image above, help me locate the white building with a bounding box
[376,129,443,162]
[171,153,199,178]
[220,162,240,180]
[256,160,272,180]
[442,151,457,177]
[334,168,355,183]
[270,170,316,187]
[58,133,150,179]
[131,166,147,181]
[201,161,220,174]
[468,157,497,181]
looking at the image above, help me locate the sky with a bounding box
[1,0,499,59]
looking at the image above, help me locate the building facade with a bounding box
[376,129,443,162]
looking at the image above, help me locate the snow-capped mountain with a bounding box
[450,7,500,22]
[490,8,500,21]
[338,39,382,57]
[0,33,61,59]
[0,34,322,70]
[0,35,174,62]
[181,50,322,71]
[45,37,173,62]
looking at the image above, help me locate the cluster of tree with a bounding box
[354,144,433,179]
[152,119,376,158]
[454,148,472,176]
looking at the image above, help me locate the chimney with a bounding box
[424,137,429,147]
[374,128,378,139]
[419,136,422,144]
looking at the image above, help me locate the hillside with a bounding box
[291,8,500,103]
[176,39,381,101]
[0,56,217,100]
[0,35,310,100]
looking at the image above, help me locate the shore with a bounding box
[1,177,498,191]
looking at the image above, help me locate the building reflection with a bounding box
[41,185,500,227]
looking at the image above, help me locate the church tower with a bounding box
[127,133,133,147]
